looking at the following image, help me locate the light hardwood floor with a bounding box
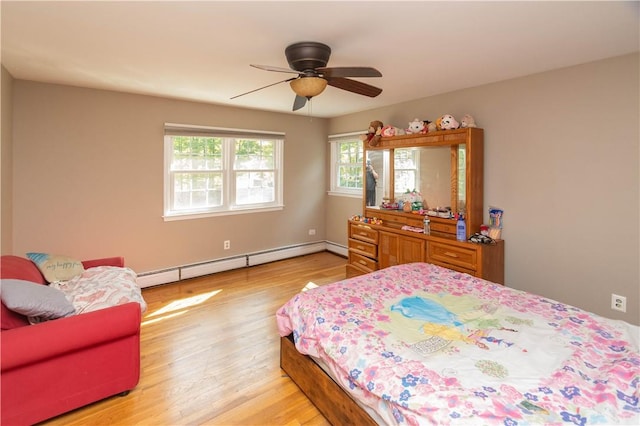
[43,252,347,426]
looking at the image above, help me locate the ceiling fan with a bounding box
[231,41,383,111]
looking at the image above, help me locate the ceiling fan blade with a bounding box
[292,95,307,111]
[326,77,383,97]
[230,77,296,100]
[317,67,382,78]
[250,64,299,74]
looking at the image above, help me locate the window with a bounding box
[329,133,364,197]
[394,148,419,197]
[164,124,284,220]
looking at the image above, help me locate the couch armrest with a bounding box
[82,256,125,269]
[1,302,141,371]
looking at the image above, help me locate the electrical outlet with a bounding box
[308,229,316,236]
[611,294,627,312]
[223,240,230,250]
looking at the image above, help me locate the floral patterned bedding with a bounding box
[276,263,639,425]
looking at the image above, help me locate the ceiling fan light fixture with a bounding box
[290,77,327,98]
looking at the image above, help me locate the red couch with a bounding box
[1,255,142,426]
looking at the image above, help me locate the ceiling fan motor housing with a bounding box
[285,42,331,73]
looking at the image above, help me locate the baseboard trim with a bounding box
[136,241,342,288]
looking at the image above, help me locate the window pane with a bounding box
[171,136,222,170]
[395,148,417,168]
[334,140,363,192]
[173,172,223,210]
[235,171,275,205]
[395,170,416,193]
[338,165,362,189]
[234,139,275,170]
[338,141,363,164]
[395,148,418,193]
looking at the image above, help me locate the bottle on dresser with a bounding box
[456,213,466,241]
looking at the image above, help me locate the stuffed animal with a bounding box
[460,114,477,128]
[380,125,396,137]
[381,125,406,137]
[361,120,383,147]
[435,116,443,131]
[406,118,427,134]
[439,114,459,130]
[427,122,438,132]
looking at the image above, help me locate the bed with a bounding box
[276,263,639,425]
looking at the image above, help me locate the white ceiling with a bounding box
[2,1,638,118]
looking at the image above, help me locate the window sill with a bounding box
[327,191,361,199]
[163,205,284,221]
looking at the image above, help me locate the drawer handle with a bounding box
[359,260,367,265]
[358,232,367,237]
[443,251,459,258]
[357,245,364,250]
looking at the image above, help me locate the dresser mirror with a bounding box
[364,150,387,207]
[365,144,466,213]
[362,129,484,239]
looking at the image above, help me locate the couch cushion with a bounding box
[1,303,30,330]
[0,255,46,283]
[1,255,47,329]
[1,279,76,323]
[26,253,85,283]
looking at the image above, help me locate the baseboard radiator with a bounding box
[136,241,345,288]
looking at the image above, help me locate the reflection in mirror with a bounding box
[394,146,451,210]
[365,150,387,207]
[457,144,466,212]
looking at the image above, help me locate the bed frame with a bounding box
[280,335,377,425]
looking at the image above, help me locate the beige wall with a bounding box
[11,81,328,273]
[5,53,638,325]
[328,53,639,325]
[1,66,13,254]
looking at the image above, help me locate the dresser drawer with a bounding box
[428,241,478,272]
[348,238,377,258]
[430,221,457,235]
[348,252,378,272]
[349,224,378,244]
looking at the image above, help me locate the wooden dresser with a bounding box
[346,220,504,284]
[347,127,505,284]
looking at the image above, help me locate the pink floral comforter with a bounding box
[276,263,639,425]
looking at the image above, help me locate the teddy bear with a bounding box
[360,120,383,147]
[439,114,460,130]
[460,114,477,128]
[427,121,438,132]
[406,118,427,134]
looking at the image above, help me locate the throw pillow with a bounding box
[1,279,76,322]
[26,252,85,283]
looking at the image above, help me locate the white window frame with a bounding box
[164,123,284,221]
[394,147,421,198]
[328,132,365,198]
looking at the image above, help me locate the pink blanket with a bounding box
[277,263,639,425]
